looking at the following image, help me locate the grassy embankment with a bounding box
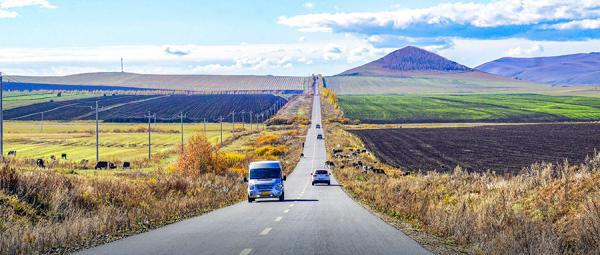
[339,94,600,123]
[0,95,310,254]
[322,92,600,254]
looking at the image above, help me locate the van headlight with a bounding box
[274,184,283,191]
[249,184,256,190]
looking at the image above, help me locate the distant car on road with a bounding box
[311,169,331,185]
[316,124,321,129]
[244,161,286,202]
[317,134,323,139]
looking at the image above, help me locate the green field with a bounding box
[4,121,246,161]
[339,94,600,123]
[3,91,98,109]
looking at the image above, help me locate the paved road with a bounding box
[80,91,430,255]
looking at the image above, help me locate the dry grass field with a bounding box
[321,92,600,254]
[0,88,312,254]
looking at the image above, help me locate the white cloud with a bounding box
[1,0,55,9]
[278,0,600,40]
[435,38,600,67]
[550,18,600,30]
[0,8,17,18]
[0,0,55,19]
[303,2,315,9]
[506,44,544,57]
[0,37,389,76]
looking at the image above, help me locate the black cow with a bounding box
[36,159,45,168]
[109,162,117,169]
[95,161,109,169]
[61,153,67,160]
[8,150,16,156]
[123,162,131,168]
[374,169,386,174]
[325,160,335,167]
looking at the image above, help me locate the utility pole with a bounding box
[240,110,245,130]
[260,114,264,131]
[231,110,235,133]
[94,101,99,162]
[219,116,223,146]
[179,112,186,154]
[0,72,3,159]
[249,111,253,132]
[203,118,207,138]
[121,57,124,72]
[145,112,156,161]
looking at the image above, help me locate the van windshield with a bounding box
[249,168,282,179]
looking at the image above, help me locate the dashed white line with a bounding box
[274,216,283,222]
[240,248,252,255]
[283,209,290,214]
[259,227,272,236]
[289,204,295,207]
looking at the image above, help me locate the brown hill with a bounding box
[338,46,474,77]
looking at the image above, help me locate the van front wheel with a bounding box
[248,197,255,203]
[279,192,285,201]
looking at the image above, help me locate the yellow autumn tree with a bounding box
[176,135,227,177]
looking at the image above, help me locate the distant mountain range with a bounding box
[337,46,474,77]
[476,52,600,86]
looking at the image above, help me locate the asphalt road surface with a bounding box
[79,91,430,255]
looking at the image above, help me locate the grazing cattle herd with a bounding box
[5,150,132,170]
[330,148,386,175]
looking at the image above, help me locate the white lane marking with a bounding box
[240,248,252,255]
[284,209,290,213]
[260,227,272,236]
[289,204,294,207]
[275,216,283,222]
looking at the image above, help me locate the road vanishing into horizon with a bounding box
[79,88,430,255]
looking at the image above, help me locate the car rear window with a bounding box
[315,170,328,174]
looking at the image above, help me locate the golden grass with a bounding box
[320,93,600,254]
[0,94,312,254]
[0,162,244,254]
[326,124,600,254]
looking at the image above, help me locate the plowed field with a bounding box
[350,124,600,173]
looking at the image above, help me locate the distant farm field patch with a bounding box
[350,124,600,173]
[339,94,600,123]
[3,121,237,162]
[3,91,98,109]
[5,94,286,122]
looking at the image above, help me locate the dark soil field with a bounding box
[5,94,286,122]
[350,123,600,174]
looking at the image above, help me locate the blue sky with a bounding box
[0,0,599,76]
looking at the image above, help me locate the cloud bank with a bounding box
[0,0,55,18]
[278,0,600,41]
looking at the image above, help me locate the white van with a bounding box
[244,161,286,202]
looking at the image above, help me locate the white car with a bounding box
[311,169,331,185]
